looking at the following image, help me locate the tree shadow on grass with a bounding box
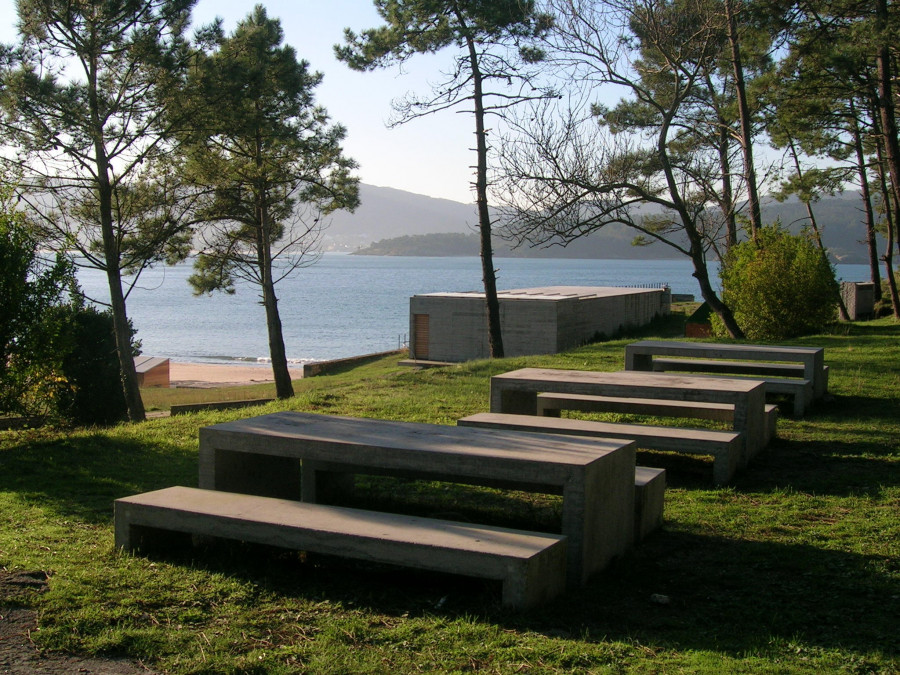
[127,524,899,663]
[811,393,900,420]
[0,431,197,524]
[534,529,900,660]
[735,439,900,498]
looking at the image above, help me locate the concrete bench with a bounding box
[536,392,779,445]
[115,486,568,610]
[650,358,807,378]
[459,412,744,485]
[649,361,814,417]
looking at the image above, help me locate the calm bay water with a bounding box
[76,254,872,365]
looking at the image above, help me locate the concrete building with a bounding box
[841,281,875,320]
[409,286,670,363]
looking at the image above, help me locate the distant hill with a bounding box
[322,184,477,251]
[351,226,681,259]
[336,187,883,263]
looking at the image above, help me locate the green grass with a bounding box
[1,316,898,674]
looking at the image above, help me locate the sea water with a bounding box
[75,254,872,365]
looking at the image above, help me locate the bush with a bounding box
[0,199,76,418]
[1,189,132,426]
[52,304,131,426]
[713,226,839,340]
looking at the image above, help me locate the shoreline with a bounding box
[169,361,305,388]
[165,349,404,388]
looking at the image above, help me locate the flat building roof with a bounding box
[413,285,667,301]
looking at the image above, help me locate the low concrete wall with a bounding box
[301,349,406,378]
[170,399,274,416]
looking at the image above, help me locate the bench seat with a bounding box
[650,358,804,378]
[536,392,779,445]
[649,361,814,416]
[115,486,568,610]
[458,412,744,485]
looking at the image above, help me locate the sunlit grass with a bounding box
[1,314,898,673]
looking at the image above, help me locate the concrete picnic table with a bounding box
[625,340,827,400]
[198,411,637,587]
[489,367,768,458]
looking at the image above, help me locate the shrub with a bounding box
[0,198,76,418]
[1,188,133,426]
[52,304,131,426]
[713,226,839,340]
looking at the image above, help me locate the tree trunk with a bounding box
[262,277,294,399]
[655,84,744,339]
[883,209,899,319]
[874,137,900,318]
[725,0,761,239]
[875,141,900,318]
[256,181,294,399]
[98,172,144,422]
[851,99,882,301]
[687,228,744,338]
[106,265,146,422]
[465,32,504,358]
[89,49,144,422]
[718,123,738,249]
[875,0,900,318]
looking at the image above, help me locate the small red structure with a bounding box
[684,302,712,338]
[134,356,170,388]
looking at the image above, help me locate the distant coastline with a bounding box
[352,231,684,260]
[351,224,880,264]
[345,191,883,265]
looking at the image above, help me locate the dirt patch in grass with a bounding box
[0,570,156,675]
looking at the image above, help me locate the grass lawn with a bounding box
[1,316,898,674]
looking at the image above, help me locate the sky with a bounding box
[0,0,479,204]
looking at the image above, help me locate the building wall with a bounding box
[501,300,560,356]
[410,287,669,363]
[410,295,488,361]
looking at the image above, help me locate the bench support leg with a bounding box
[199,448,302,499]
[490,387,538,415]
[502,543,569,609]
[300,462,356,504]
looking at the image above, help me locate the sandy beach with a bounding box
[169,361,305,388]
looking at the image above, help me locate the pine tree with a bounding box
[184,6,359,398]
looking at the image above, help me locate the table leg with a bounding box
[490,384,538,414]
[300,461,356,504]
[732,386,766,460]
[625,350,653,371]
[560,444,635,587]
[198,447,301,499]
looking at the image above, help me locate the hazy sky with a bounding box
[0,0,479,204]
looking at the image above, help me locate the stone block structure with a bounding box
[409,286,670,363]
